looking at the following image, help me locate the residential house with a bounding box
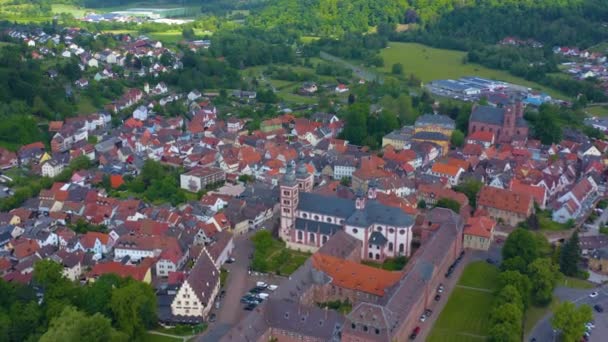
[552,176,599,223]
[428,163,464,186]
[477,186,534,226]
[171,249,220,320]
[463,216,496,251]
[180,167,226,192]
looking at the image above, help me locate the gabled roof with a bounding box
[431,162,463,177]
[311,253,401,297]
[464,216,496,238]
[477,186,533,215]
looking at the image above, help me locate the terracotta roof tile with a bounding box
[464,216,496,238]
[478,186,533,216]
[311,253,402,296]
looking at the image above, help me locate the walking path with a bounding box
[147,330,194,342]
[455,285,493,293]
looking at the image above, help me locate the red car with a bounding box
[410,326,421,340]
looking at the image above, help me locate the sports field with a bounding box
[427,261,499,342]
[379,42,567,99]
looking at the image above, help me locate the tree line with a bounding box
[0,259,156,341]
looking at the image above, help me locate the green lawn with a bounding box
[379,42,568,99]
[428,261,500,342]
[51,4,88,18]
[558,276,595,289]
[148,31,183,44]
[251,231,310,275]
[587,105,608,117]
[143,333,181,342]
[457,261,500,290]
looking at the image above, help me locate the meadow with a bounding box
[379,42,568,99]
[427,261,499,342]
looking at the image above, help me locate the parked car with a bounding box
[244,303,257,311]
[486,258,496,264]
[409,326,421,340]
[593,304,603,313]
[438,284,444,293]
[434,294,441,301]
[256,281,268,288]
[226,257,236,264]
[424,309,432,316]
[585,322,595,329]
[256,292,270,300]
[589,292,598,298]
[268,284,278,291]
[209,313,216,323]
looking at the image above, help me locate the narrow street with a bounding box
[195,234,253,341]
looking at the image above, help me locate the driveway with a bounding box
[527,285,607,342]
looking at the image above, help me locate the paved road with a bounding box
[196,235,254,341]
[216,236,253,325]
[527,285,608,342]
[581,207,608,237]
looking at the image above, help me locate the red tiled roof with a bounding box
[311,253,402,296]
[80,232,110,249]
[12,239,40,259]
[88,260,152,282]
[510,179,546,207]
[464,216,496,239]
[478,186,533,216]
[431,162,462,177]
[110,175,125,189]
[467,131,494,143]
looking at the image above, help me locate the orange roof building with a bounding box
[510,179,547,209]
[110,174,125,189]
[464,216,496,250]
[477,186,534,226]
[311,253,402,297]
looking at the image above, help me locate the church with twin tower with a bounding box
[279,162,415,262]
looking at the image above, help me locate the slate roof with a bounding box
[369,231,388,246]
[297,192,356,218]
[412,131,450,141]
[345,200,414,228]
[295,218,342,235]
[186,249,219,307]
[415,114,455,129]
[470,105,505,126]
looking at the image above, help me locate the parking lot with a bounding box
[529,286,608,342]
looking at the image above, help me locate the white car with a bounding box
[419,314,427,322]
[586,322,595,329]
[267,284,278,291]
[589,292,599,298]
[256,281,268,288]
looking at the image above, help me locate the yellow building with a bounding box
[414,114,455,136]
[463,216,496,251]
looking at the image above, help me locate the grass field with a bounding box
[51,4,88,18]
[587,105,608,117]
[379,42,568,99]
[428,261,499,342]
[558,276,595,289]
[148,31,183,44]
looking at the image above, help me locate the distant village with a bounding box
[1,25,608,342]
